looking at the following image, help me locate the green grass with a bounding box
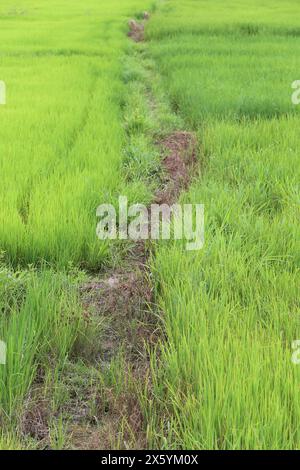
[0,263,83,421]
[149,34,299,121]
[147,0,300,38]
[0,0,153,269]
[0,0,155,449]
[1,0,299,451]
[146,0,300,450]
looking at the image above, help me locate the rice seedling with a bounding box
[0,263,83,421]
[0,0,153,269]
[146,0,300,450]
[0,0,155,448]
[1,0,299,451]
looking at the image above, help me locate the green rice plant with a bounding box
[147,0,300,39]
[147,0,300,450]
[0,0,155,269]
[0,0,159,446]
[49,415,69,450]
[0,265,83,421]
[149,31,300,123]
[0,431,28,450]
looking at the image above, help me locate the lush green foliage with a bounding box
[0,0,151,268]
[1,0,299,450]
[0,264,82,418]
[148,0,300,449]
[147,0,300,38]
[0,0,153,447]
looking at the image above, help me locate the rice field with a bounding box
[0,0,153,268]
[0,0,154,449]
[0,0,299,451]
[147,0,300,450]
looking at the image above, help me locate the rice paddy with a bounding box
[0,0,153,269]
[146,0,300,450]
[0,0,154,449]
[0,0,299,451]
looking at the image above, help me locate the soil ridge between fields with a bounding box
[73,11,199,450]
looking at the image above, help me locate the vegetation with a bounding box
[147,0,300,450]
[0,0,155,449]
[0,0,299,450]
[0,0,153,268]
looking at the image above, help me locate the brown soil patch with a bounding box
[80,254,155,367]
[69,130,198,450]
[68,389,146,450]
[155,131,198,205]
[21,388,50,444]
[127,12,150,42]
[128,20,145,42]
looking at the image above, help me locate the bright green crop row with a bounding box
[0,0,151,268]
[0,0,152,447]
[147,0,300,450]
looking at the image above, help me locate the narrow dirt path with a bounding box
[21,10,199,450]
[70,12,199,450]
[76,137,198,448]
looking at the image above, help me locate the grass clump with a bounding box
[0,263,83,429]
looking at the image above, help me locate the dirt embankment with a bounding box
[128,11,150,42]
[74,13,199,450]
[75,130,198,448]
[21,12,199,450]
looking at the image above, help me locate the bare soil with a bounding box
[72,130,198,449]
[155,131,198,205]
[127,12,150,42]
[128,20,145,42]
